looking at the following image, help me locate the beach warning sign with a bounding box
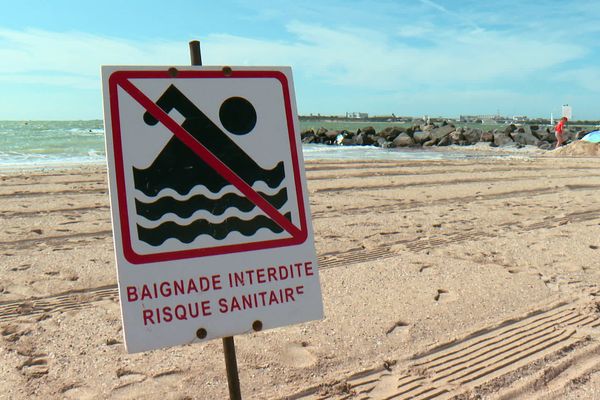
[101,66,323,353]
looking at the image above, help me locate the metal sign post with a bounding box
[222,336,242,400]
[189,40,202,67]
[188,39,242,400]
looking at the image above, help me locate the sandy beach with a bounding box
[1,151,600,399]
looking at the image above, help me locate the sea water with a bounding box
[0,120,106,168]
[0,120,522,169]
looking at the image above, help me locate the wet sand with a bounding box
[1,154,600,399]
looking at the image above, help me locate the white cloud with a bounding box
[0,17,593,119]
[419,0,447,12]
[0,22,588,93]
[0,28,186,88]
[205,21,586,90]
[554,67,600,92]
[396,25,433,38]
[0,73,96,89]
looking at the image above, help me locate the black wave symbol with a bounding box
[134,85,285,196]
[135,187,288,221]
[137,213,292,246]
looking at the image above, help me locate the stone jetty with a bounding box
[300,122,592,150]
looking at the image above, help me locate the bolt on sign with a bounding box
[101,66,323,353]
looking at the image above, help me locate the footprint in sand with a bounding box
[9,264,31,271]
[113,368,147,391]
[386,321,409,336]
[418,265,432,273]
[18,354,49,378]
[280,342,317,368]
[151,369,185,386]
[367,373,398,399]
[434,289,455,303]
[1,323,32,343]
[540,274,560,292]
[5,284,36,297]
[61,384,98,400]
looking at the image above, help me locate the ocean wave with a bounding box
[151,227,291,250]
[133,159,285,197]
[67,128,104,134]
[136,202,292,228]
[0,151,106,167]
[133,180,285,202]
[136,212,292,246]
[135,187,288,222]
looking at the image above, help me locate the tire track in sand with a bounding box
[1,209,598,323]
[308,165,600,181]
[0,285,119,323]
[0,188,107,199]
[284,301,600,399]
[0,230,113,250]
[314,174,600,194]
[1,205,110,219]
[318,208,600,269]
[311,184,600,219]
[2,183,597,230]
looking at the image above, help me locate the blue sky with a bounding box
[1,0,600,120]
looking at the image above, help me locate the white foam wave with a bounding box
[67,128,104,134]
[153,226,292,250]
[135,203,292,229]
[134,180,286,202]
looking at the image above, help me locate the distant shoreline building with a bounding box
[346,112,369,119]
[459,114,529,124]
[459,114,502,123]
[512,115,529,123]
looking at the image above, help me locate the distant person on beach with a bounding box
[554,116,568,148]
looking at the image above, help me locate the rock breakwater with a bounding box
[301,122,593,150]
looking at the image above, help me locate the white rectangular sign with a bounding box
[562,104,572,120]
[101,66,323,353]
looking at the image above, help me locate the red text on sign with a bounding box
[142,300,212,326]
[218,285,305,313]
[228,261,314,288]
[127,274,222,302]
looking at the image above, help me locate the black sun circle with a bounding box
[219,97,257,135]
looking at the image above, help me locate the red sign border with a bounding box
[108,69,308,264]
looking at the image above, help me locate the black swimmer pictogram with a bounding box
[133,85,289,246]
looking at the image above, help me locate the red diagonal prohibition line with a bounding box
[118,78,302,238]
